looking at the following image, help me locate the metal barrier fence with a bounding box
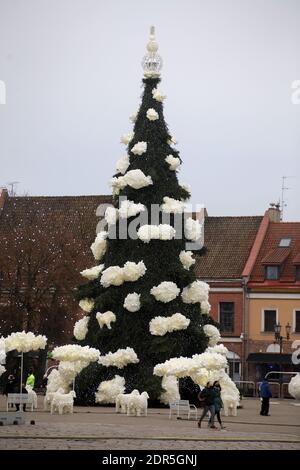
[234,381,256,397]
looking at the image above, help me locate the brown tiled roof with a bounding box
[250,222,300,282]
[293,253,300,265]
[261,247,291,265]
[195,216,263,279]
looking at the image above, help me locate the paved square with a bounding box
[0,396,299,450]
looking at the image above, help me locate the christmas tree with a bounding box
[74,27,216,404]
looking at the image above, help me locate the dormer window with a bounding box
[279,238,291,247]
[265,265,280,280]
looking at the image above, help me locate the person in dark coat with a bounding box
[212,381,226,429]
[259,378,272,416]
[197,383,217,429]
[15,383,28,412]
[3,374,16,396]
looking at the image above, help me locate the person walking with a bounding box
[212,381,226,429]
[197,383,217,429]
[260,377,272,416]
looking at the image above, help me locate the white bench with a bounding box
[6,393,34,412]
[169,400,198,420]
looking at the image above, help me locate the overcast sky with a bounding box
[0,0,299,220]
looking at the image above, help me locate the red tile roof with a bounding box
[250,222,300,283]
[195,216,263,279]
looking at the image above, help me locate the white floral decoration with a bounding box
[0,364,6,377]
[5,331,47,353]
[181,280,209,305]
[288,374,300,400]
[96,311,116,329]
[165,154,181,171]
[161,196,185,214]
[0,337,7,364]
[131,141,147,156]
[98,347,139,369]
[58,360,89,384]
[146,108,159,121]
[100,261,146,288]
[95,375,126,404]
[179,182,191,193]
[185,217,202,241]
[105,206,119,226]
[124,169,153,189]
[123,293,141,312]
[201,300,211,314]
[160,375,179,404]
[110,176,127,196]
[150,313,190,336]
[203,324,221,346]
[129,112,138,123]
[116,155,130,175]
[179,251,195,270]
[73,316,90,341]
[91,231,108,261]
[206,344,229,356]
[137,224,176,243]
[119,200,145,219]
[52,345,100,363]
[120,133,134,145]
[79,298,95,313]
[150,281,180,303]
[80,264,105,280]
[152,88,166,102]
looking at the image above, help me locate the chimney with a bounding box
[0,188,8,210]
[267,203,281,222]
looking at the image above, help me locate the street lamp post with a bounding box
[274,322,291,397]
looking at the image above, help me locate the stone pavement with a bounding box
[0,396,299,450]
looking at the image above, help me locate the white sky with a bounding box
[0,0,299,220]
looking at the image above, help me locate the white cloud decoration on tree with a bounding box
[100,261,146,288]
[116,154,130,175]
[129,112,138,123]
[111,170,153,193]
[98,347,139,369]
[90,231,108,261]
[120,133,134,145]
[95,375,126,404]
[4,331,47,353]
[184,217,202,241]
[179,251,195,270]
[137,224,176,243]
[105,206,119,226]
[131,141,147,156]
[96,311,116,329]
[79,298,95,313]
[149,313,190,336]
[203,324,221,346]
[150,281,180,303]
[181,280,210,305]
[161,197,185,214]
[123,293,141,312]
[146,108,159,121]
[74,316,90,340]
[152,88,166,102]
[80,264,104,280]
[52,345,100,363]
[165,154,181,171]
[119,200,145,219]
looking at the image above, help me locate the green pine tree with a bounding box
[74,28,216,405]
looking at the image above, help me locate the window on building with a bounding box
[279,238,292,247]
[219,302,234,333]
[263,310,277,332]
[265,265,280,280]
[295,311,300,333]
[296,266,300,281]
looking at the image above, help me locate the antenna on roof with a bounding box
[6,181,19,197]
[280,176,295,221]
